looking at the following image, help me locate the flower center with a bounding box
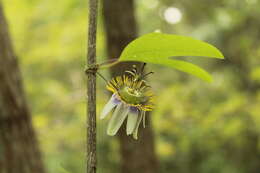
[118,86,148,105]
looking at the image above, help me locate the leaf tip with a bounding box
[216,50,225,59]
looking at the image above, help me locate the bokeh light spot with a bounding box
[163,7,182,24]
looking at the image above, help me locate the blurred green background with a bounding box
[2,0,260,172]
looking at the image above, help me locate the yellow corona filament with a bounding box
[106,74,154,111]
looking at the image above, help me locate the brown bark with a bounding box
[0,3,45,173]
[102,0,159,173]
[86,0,98,172]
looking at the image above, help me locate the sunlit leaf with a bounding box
[152,58,213,82]
[118,33,224,82]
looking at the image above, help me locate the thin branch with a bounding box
[86,0,98,172]
[98,58,120,69]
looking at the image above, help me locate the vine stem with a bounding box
[86,0,98,172]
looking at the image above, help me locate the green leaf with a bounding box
[118,33,224,82]
[153,59,213,82]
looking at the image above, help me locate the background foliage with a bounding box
[3,0,260,172]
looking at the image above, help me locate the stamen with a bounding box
[141,71,154,79]
[132,65,137,74]
[141,63,146,74]
[125,70,136,76]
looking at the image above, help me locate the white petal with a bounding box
[126,112,139,135]
[133,111,144,140]
[100,95,118,119]
[107,103,129,136]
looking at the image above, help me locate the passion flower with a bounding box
[100,66,154,139]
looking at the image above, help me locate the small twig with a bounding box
[85,65,108,83]
[98,58,120,69]
[96,71,109,83]
[84,58,120,74]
